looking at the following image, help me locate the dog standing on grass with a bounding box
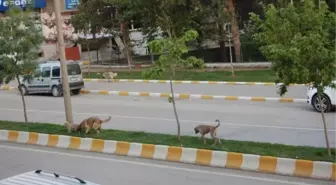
[103,72,117,82]
[64,116,112,135]
[194,119,222,146]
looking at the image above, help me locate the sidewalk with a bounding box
[79,61,272,72]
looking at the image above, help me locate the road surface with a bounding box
[0,142,332,185]
[7,81,307,98]
[0,90,335,147]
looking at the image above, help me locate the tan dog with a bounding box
[103,72,117,82]
[78,116,112,135]
[194,119,222,145]
[64,116,111,135]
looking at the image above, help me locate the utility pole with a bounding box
[53,0,74,123]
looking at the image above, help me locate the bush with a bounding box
[184,56,205,69]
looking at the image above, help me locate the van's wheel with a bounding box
[312,94,332,113]
[71,89,81,95]
[19,85,28,96]
[52,85,61,97]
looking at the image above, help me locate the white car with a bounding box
[306,80,336,112]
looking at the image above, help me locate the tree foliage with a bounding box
[250,0,335,156]
[143,30,204,78]
[71,0,114,63]
[0,7,44,122]
[71,0,111,36]
[250,0,336,95]
[0,7,43,84]
[130,0,202,40]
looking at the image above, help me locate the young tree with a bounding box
[142,30,204,146]
[250,0,335,156]
[0,7,44,123]
[132,0,206,145]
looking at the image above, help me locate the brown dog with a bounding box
[79,116,112,135]
[64,116,111,135]
[194,119,222,145]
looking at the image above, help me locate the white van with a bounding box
[19,60,85,97]
[0,170,100,185]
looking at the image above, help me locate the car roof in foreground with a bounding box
[0,170,100,185]
[38,60,79,66]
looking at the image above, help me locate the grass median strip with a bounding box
[0,120,334,162]
[84,70,277,82]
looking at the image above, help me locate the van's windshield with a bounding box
[67,64,81,75]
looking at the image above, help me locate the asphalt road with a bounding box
[0,90,335,147]
[0,142,332,185]
[7,81,307,98]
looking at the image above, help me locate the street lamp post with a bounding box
[53,0,74,124]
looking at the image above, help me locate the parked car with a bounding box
[19,60,85,97]
[0,170,100,185]
[306,80,336,112]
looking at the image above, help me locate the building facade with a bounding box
[0,0,81,61]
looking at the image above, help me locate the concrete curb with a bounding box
[83,78,308,86]
[0,130,334,181]
[0,85,307,103]
[0,85,17,90]
[79,89,307,103]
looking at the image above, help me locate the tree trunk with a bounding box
[318,92,331,157]
[228,41,235,77]
[87,42,91,76]
[16,77,28,123]
[227,0,241,63]
[169,72,182,146]
[122,22,132,72]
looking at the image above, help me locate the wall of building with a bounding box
[38,0,79,61]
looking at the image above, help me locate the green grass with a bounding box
[0,120,335,162]
[84,70,277,82]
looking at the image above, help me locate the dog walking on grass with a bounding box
[194,119,222,146]
[64,116,112,135]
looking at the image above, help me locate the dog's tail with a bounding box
[215,119,220,128]
[101,116,112,123]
